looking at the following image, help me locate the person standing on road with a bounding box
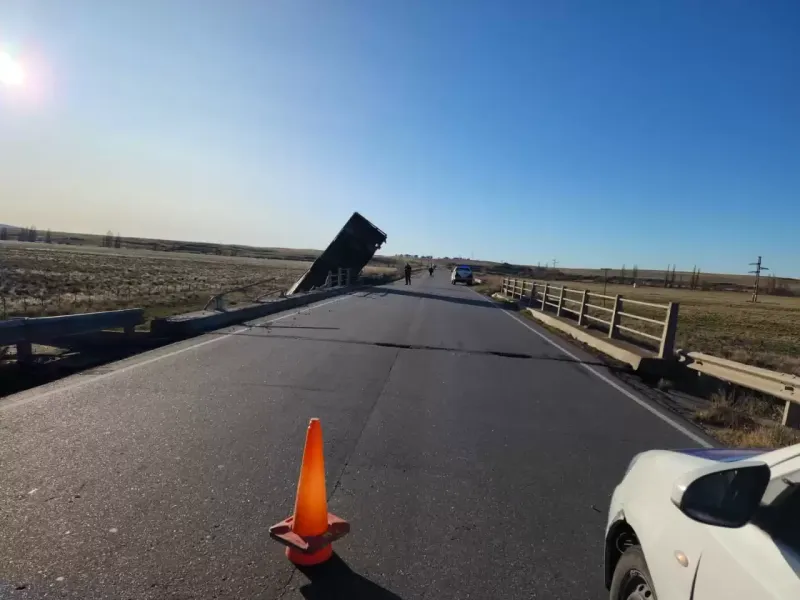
[404,262,412,285]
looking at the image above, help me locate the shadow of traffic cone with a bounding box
[269,418,350,566]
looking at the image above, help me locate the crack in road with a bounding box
[274,568,299,600]
[327,348,403,504]
[243,330,600,362]
[374,341,532,359]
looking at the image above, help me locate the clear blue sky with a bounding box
[1,1,798,275]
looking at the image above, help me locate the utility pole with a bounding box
[749,256,769,302]
[601,267,610,295]
[690,267,702,290]
[552,259,558,269]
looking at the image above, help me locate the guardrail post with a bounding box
[17,341,32,365]
[782,402,800,429]
[609,295,622,338]
[658,302,679,359]
[556,286,565,316]
[345,269,351,286]
[529,282,536,306]
[577,290,588,326]
[541,283,549,312]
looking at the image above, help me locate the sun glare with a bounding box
[0,51,25,87]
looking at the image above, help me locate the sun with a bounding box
[0,51,25,87]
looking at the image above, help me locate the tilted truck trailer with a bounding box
[287,212,388,295]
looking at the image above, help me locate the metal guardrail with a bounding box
[501,278,678,359]
[0,309,145,363]
[677,351,800,427]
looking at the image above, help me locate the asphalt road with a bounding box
[0,271,707,599]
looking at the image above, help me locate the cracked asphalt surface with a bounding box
[0,271,706,599]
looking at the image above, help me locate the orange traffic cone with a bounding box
[269,418,350,565]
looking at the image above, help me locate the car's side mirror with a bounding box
[670,461,770,528]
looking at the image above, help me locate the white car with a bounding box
[605,444,800,599]
[451,265,474,285]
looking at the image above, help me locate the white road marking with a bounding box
[0,293,354,412]
[472,290,712,448]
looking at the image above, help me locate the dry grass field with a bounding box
[557,266,800,294]
[692,391,800,448]
[0,241,397,326]
[2,226,325,262]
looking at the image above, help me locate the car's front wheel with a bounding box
[609,546,657,600]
